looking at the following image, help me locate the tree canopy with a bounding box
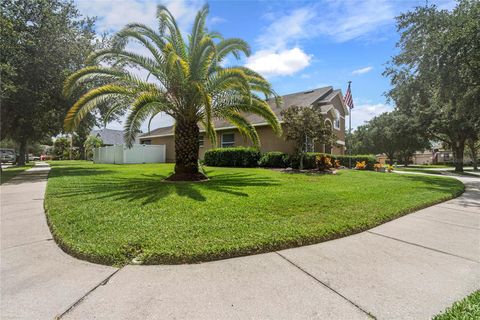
[0,0,98,164]
[384,0,480,171]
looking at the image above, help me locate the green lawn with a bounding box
[0,163,34,184]
[45,161,464,266]
[433,290,480,320]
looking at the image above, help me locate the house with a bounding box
[90,128,142,146]
[139,86,349,163]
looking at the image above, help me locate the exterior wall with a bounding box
[145,136,176,162]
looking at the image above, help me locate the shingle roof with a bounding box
[140,86,343,138]
[91,128,125,145]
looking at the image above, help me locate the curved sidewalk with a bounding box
[1,163,479,320]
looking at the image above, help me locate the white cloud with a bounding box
[352,66,373,75]
[209,16,226,26]
[245,48,312,77]
[348,103,393,129]
[75,0,204,33]
[256,7,315,50]
[257,0,394,47]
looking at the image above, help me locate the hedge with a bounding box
[204,147,261,167]
[204,148,375,169]
[290,153,376,170]
[258,152,289,168]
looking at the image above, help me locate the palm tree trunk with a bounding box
[167,119,207,181]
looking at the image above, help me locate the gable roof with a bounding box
[140,86,348,138]
[91,128,125,145]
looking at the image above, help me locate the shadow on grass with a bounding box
[397,173,465,202]
[48,166,116,178]
[49,171,280,204]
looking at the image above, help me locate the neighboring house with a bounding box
[91,128,141,146]
[139,86,349,163]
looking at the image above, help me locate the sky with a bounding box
[74,0,456,131]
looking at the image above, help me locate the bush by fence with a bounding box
[204,147,261,167]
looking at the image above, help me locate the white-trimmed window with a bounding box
[221,133,235,148]
[325,118,333,130]
[199,135,204,147]
[334,110,341,130]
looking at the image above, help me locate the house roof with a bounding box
[140,86,348,138]
[91,128,125,145]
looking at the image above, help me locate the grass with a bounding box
[0,163,34,184]
[45,161,464,266]
[433,290,480,320]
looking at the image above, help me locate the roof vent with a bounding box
[303,90,314,94]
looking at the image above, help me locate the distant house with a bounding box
[139,86,349,163]
[91,128,140,146]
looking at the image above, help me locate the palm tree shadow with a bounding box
[51,171,279,205]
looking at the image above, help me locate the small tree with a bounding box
[281,106,335,169]
[52,137,70,160]
[83,135,103,160]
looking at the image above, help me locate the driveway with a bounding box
[1,163,479,319]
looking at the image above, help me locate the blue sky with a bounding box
[75,0,456,131]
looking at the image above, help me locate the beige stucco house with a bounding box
[139,86,349,163]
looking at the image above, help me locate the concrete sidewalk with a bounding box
[1,163,479,320]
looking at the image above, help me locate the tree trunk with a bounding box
[18,139,27,166]
[167,119,206,181]
[452,140,465,172]
[467,139,478,171]
[386,152,395,165]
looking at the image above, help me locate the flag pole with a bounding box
[348,81,352,169]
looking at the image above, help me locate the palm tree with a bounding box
[63,4,281,181]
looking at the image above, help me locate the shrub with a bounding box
[355,161,367,170]
[288,153,376,170]
[258,152,288,168]
[204,147,261,167]
[315,154,333,171]
[334,154,376,169]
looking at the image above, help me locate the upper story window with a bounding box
[199,135,204,147]
[141,139,151,145]
[334,110,341,130]
[221,133,235,148]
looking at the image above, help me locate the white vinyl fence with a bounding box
[93,144,166,164]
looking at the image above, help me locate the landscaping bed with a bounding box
[45,161,464,266]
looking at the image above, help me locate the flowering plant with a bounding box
[386,165,394,172]
[373,163,383,172]
[315,155,333,171]
[355,161,366,170]
[334,159,341,169]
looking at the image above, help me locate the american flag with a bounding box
[344,82,354,109]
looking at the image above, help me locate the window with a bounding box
[221,133,235,148]
[141,140,151,145]
[199,135,204,147]
[325,119,333,131]
[334,110,341,130]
